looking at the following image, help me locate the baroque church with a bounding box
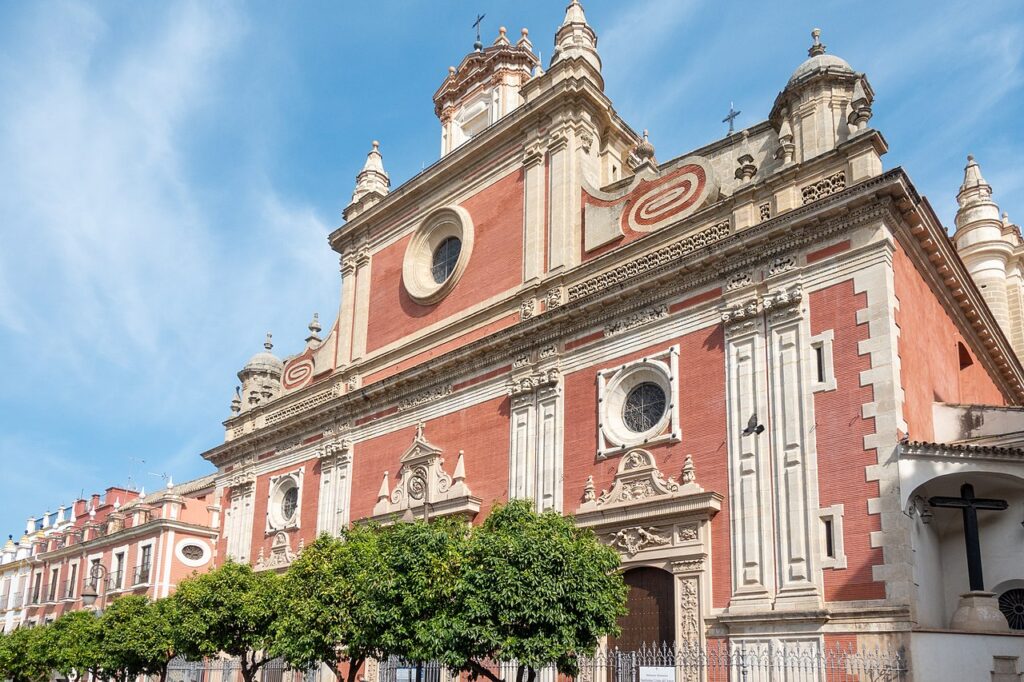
[201,2,1024,678]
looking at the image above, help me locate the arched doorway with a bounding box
[610,567,675,650]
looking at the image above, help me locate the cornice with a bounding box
[891,176,1024,404]
[30,519,219,562]
[901,440,1024,462]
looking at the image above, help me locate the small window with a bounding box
[958,342,973,370]
[810,330,836,392]
[431,236,462,284]
[622,382,667,433]
[823,519,835,558]
[814,345,826,383]
[818,504,846,569]
[181,544,204,561]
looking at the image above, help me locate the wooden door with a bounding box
[610,567,675,651]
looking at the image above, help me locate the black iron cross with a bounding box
[722,102,741,134]
[472,13,486,51]
[929,483,1008,591]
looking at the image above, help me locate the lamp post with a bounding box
[81,563,107,613]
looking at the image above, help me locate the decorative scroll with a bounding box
[801,171,846,204]
[578,449,703,512]
[372,423,479,520]
[281,351,315,391]
[608,526,670,556]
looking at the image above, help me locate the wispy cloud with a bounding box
[0,1,337,530]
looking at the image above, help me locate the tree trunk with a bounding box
[525,668,536,682]
[344,657,364,682]
[515,665,525,682]
[466,661,502,682]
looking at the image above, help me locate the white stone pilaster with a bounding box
[316,439,353,536]
[350,249,372,362]
[336,253,358,368]
[507,366,563,512]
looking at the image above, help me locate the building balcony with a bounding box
[132,564,151,586]
[106,569,124,592]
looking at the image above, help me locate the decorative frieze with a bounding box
[396,383,453,412]
[266,385,340,426]
[568,219,731,302]
[801,171,846,205]
[768,255,797,276]
[579,449,703,511]
[255,531,303,571]
[520,298,536,320]
[759,202,771,222]
[608,526,670,556]
[603,303,669,337]
[726,272,753,292]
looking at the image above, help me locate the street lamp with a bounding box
[81,563,106,609]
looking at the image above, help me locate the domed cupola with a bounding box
[769,29,874,164]
[236,333,283,412]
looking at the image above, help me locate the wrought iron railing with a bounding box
[164,642,909,682]
[133,564,152,586]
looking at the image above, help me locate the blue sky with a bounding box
[0,0,1021,538]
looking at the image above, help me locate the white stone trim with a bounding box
[597,346,680,458]
[266,467,304,533]
[174,538,212,568]
[316,439,353,536]
[818,504,847,570]
[401,206,475,305]
[810,329,836,392]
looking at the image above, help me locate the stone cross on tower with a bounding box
[929,483,1008,591]
[722,102,741,134]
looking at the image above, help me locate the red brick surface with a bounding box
[365,171,524,354]
[893,244,1006,440]
[810,280,885,602]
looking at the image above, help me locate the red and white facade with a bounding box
[0,478,218,630]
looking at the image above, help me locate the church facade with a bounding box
[91,1,1024,677]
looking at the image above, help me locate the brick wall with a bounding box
[365,170,525,354]
[810,280,885,602]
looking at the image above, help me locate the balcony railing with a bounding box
[63,579,76,601]
[30,586,41,605]
[107,569,124,592]
[46,582,59,603]
[132,564,151,586]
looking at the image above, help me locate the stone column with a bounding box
[350,248,372,362]
[336,252,358,368]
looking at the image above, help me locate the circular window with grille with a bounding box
[402,206,474,305]
[622,382,667,433]
[998,588,1024,630]
[175,540,210,567]
[269,476,301,530]
[599,356,677,453]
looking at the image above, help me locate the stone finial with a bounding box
[25,517,35,534]
[552,0,602,77]
[517,27,533,51]
[808,28,826,57]
[453,451,466,484]
[635,130,655,163]
[582,475,596,503]
[231,386,242,415]
[377,472,390,503]
[306,313,322,344]
[776,113,795,164]
[350,140,391,208]
[448,65,456,77]
[735,131,757,182]
[264,332,273,352]
[113,497,121,510]
[41,512,51,529]
[494,26,510,46]
[166,475,174,490]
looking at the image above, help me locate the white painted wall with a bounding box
[910,631,1024,680]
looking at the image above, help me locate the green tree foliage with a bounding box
[100,595,179,682]
[0,625,53,682]
[172,560,282,682]
[452,500,627,682]
[47,610,103,679]
[275,519,468,682]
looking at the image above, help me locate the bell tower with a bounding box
[434,25,539,156]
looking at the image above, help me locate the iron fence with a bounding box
[167,642,907,682]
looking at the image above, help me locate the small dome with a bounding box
[241,333,283,376]
[787,29,854,87]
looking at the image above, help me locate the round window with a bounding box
[282,486,299,522]
[431,236,462,283]
[181,544,204,561]
[622,382,667,433]
[998,588,1024,630]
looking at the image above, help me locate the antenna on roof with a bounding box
[148,471,172,489]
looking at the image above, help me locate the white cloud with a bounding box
[0,1,338,530]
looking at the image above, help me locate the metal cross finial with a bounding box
[722,102,741,134]
[472,13,486,51]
